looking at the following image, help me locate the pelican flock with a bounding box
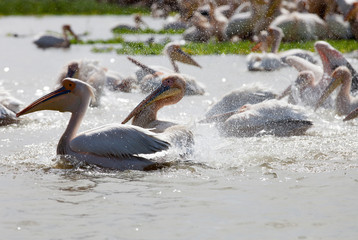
[3,0,358,171]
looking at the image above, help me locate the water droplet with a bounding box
[110,58,115,63]
[17,226,21,230]
[4,67,10,72]
[221,78,226,83]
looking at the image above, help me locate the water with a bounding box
[1,16,358,240]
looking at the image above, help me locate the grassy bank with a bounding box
[83,38,358,55]
[0,0,150,15]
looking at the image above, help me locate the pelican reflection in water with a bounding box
[16,78,170,170]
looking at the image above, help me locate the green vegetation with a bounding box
[112,28,185,35]
[0,0,150,15]
[86,38,358,55]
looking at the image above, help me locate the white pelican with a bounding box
[128,43,205,95]
[279,70,333,108]
[183,11,213,43]
[16,78,170,170]
[278,55,334,108]
[204,84,278,120]
[104,68,137,93]
[122,74,193,150]
[247,26,316,71]
[269,11,328,41]
[314,41,358,92]
[225,0,282,40]
[57,60,106,107]
[33,25,78,49]
[111,14,148,32]
[315,66,358,116]
[204,99,313,137]
[135,42,201,82]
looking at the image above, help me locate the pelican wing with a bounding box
[70,124,170,158]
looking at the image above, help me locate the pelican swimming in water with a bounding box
[129,43,205,95]
[247,26,316,71]
[111,14,149,32]
[122,74,194,151]
[33,24,78,49]
[315,66,358,116]
[16,78,170,170]
[57,60,106,107]
[135,42,202,82]
[278,56,333,108]
[203,84,278,120]
[202,99,312,137]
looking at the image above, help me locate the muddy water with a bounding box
[1,16,358,240]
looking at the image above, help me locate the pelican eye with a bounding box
[63,80,76,90]
[163,77,175,86]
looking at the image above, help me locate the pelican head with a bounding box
[16,78,95,117]
[62,24,79,41]
[122,74,186,124]
[164,43,201,68]
[295,71,315,90]
[278,70,315,100]
[315,66,352,110]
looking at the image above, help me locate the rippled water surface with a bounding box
[1,16,358,240]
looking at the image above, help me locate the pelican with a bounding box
[183,11,213,43]
[121,74,193,150]
[129,43,205,96]
[314,41,358,92]
[16,78,170,170]
[104,68,137,93]
[315,66,358,116]
[57,60,106,107]
[247,26,316,71]
[204,84,278,120]
[203,99,312,137]
[135,42,202,82]
[278,56,334,108]
[33,25,78,49]
[225,0,282,40]
[279,70,334,108]
[269,11,328,41]
[111,14,149,32]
